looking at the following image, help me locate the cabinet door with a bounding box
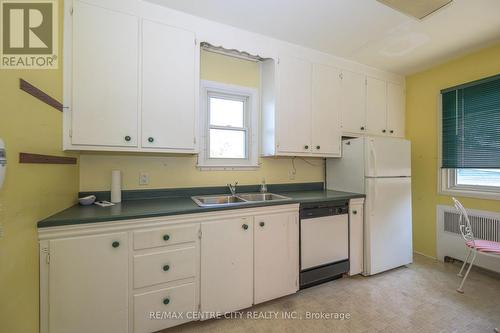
[254,212,299,304]
[340,70,366,134]
[311,63,341,156]
[387,83,405,138]
[277,56,312,154]
[72,1,139,147]
[349,199,364,276]
[366,77,387,136]
[142,20,196,151]
[48,233,128,333]
[201,217,253,314]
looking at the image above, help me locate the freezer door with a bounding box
[364,177,412,275]
[365,137,411,177]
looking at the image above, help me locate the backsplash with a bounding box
[79,153,324,192]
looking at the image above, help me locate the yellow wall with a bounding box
[0,1,79,332]
[406,43,500,258]
[79,50,324,191]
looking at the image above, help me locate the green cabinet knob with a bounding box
[304,145,309,150]
[124,136,131,142]
[390,130,394,134]
[352,210,357,215]
[382,129,386,133]
[162,264,170,272]
[242,224,249,230]
[163,234,170,241]
[259,221,265,227]
[360,126,365,131]
[163,297,170,305]
[316,145,320,150]
[112,241,120,248]
[148,137,154,143]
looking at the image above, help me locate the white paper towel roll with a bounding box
[111,170,122,203]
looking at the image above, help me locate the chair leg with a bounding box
[458,249,472,277]
[457,251,477,294]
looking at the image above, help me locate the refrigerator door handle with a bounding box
[369,139,378,177]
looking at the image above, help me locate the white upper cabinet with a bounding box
[141,20,197,151]
[276,56,312,154]
[366,77,388,136]
[262,58,342,157]
[387,82,405,137]
[311,63,342,157]
[340,70,366,134]
[66,2,198,153]
[71,1,139,147]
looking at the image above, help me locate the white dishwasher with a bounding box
[300,200,349,288]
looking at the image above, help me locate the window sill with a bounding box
[439,188,500,201]
[197,165,260,171]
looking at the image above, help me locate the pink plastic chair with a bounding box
[452,198,500,294]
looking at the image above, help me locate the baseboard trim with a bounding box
[414,251,438,260]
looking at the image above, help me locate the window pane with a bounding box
[210,129,246,159]
[457,169,500,187]
[209,97,244,127]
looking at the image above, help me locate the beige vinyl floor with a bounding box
[164,254,500,333]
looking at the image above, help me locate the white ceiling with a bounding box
[147,0,500,75]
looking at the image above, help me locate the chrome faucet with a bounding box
[260,179,268,193]
[227,181,238,196]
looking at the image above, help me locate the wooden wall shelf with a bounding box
[20,79,64,112]
[19,153,77,165]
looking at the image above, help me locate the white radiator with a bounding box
[436,205,500,274]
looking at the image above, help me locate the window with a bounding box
[198,80,259,169]
[439,74,500,199]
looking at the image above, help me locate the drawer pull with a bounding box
[163,297,170,305]
[162,264,170,272]
[242,224,249,230]
[124,135,131,142]
[352,210,357,215]
[163,234,170,241]
[259,221,265,227]
[112,241,120,248]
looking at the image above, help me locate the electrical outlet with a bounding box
[139,172,149,185]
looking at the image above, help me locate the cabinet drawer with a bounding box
[134,246,196,288]
[134,283,196,333]
[133,224,198,250]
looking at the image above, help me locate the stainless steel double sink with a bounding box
[191,193,291,207]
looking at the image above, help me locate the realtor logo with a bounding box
[1,0,57,69]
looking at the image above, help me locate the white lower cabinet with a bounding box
[254,212,299,304]
[200,217,254,314]
[348,198,365,276]
[39,204,299,333]
[44,232,129,333]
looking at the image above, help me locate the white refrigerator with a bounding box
[326,137,412,276]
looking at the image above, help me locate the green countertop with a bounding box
[38,189,364,228]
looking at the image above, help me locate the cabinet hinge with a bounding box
[198,229,202,239]
[277,57,280,65]
[365,78,368,85]
[69,129,73,138]
[41,247,50,264]
[339,72,343,80]
[69,6,73,15]
[198,303,201,312]
[193,137,196,144]
[195,39,197,45]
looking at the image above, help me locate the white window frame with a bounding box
[437,94,500,200]
[198,80,259,170]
